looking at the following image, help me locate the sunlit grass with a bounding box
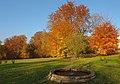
[0,55,120,84]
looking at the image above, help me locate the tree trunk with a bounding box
[0,60,2,64]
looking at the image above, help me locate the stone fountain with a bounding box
[48,68,95,83]
[48,67,95,83]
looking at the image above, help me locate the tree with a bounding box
[0,45,6,60]
[90,22,118,55]
[88,14,106,33]
[0,41,6,64]
[49,22,74,57]
[67,33,88,58]
[41,31,51,57]
[48,1,91,57]
[30,30,50,57]
[4,35,28,59]
[20,44,29,59]
[30,31,43,57]
[91,14,106,27]
[48,1,90,34]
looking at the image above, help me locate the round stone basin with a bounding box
[48,68,95,83]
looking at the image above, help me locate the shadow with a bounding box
[79,62,94,68]
[0,57,119,84]
[0,58,67,69]
[85,69,118,84]
[0,60,69,84]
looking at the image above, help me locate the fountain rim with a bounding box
[49,68,96,79]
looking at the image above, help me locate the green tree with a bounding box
[67,33,88,58]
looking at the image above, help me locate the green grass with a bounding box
[0,55,120,84]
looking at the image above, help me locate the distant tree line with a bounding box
[0,1,119,60]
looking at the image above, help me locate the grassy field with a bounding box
[0,55,120,84]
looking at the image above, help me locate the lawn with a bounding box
[0,55,120,84]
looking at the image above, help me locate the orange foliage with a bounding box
[48,2,90,34]
[49,22,74,57]
[90,22,118,55]
[4,35,28,59]
[30,31,50,57]
[48,1,90,57]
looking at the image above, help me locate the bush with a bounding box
[4,60,7,63]
[12,60,15,64]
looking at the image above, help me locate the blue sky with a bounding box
[0,0,120,42]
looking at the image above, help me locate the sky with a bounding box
[0,0,120,42]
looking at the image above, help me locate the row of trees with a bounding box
[0,1,119,60]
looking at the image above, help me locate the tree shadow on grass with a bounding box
[76,61,120,84]
[0,58,72,84]
[86,69,118,84]
[0,58,119,84]
[0,58,69,70]
[83,61,120,84]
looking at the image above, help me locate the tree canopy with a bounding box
[0,1,119,60]
[90,22,118,55]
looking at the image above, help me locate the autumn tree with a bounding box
[41,31,51,57]
[20,44,29,59]
[0,44,6,60]
[48,1,90,57]
[4,35,28,59]
[49,22,74,57]
[90,22,118,55]
[28,44,36,58]
[48,1,90,34]
[0,41,6,64]
[30,31,42,57]
[84,14,109,54]
[30,30,50,57]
